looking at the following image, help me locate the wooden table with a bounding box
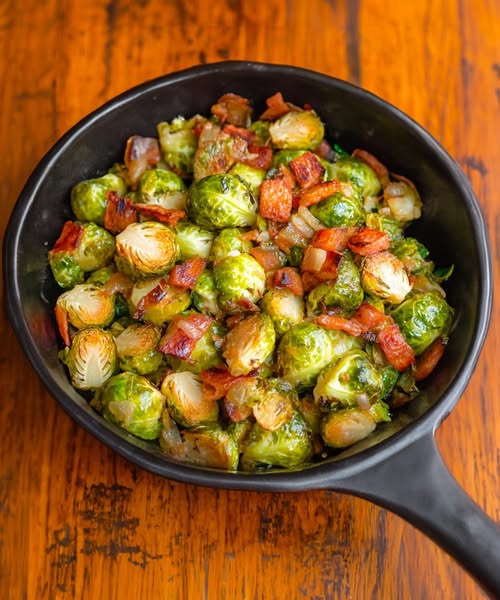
[1,1,499,598]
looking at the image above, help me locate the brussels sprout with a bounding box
[309,191,365,228]
[213,253,266,311]
[269,111,324,150]
[175,222,215,260]
[211,227,253,262]
[229,163,266,197]
[240,411,313,470]
[157,115,205,178]
[63,327,117,390]
[86,264,116,286]
[384,181,422,223]
[115,222,178,278]
[129,278,191,326]
[320,408,376,449]
[390,292,454,355]
[307,255,363,315]
[361,251,412,305]
[260,288,305,336]
[49,222,116,289]
[380,365,400,399]
[297,395,322,435]
[227,419,253,449]
[277,323,336,390]
[138,168,188,211]
[71,173,127,224]
[391,238,431,273]
[188,174,257,230]
[313,349,383,410]
[191,270,221,316]
[250,378,296,431]
[223,314,276,376]
[249,120,271,144]
[96,372,165,440]
[369,400,391,423]
[56,283,115,331]
[161,371,219,428]
[168,321,225,374]
[365,213,404,242]
[114,323,162,375]
[327,155,382,198]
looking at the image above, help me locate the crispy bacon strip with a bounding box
[200,368,251,402]
[49,221,84,255]
[352,148,390,187]
[377,323,416,371]
[102,272,134,298]
[272,267,304,295]
[259,92,291,120]
[242,144,273,170]
[413,338,446,381]
[299,180,343,207]
[259,174,293,223]
[159,314,212,359]
[352,303,389,331]
[250,247,283,273]
[312,227,359,252]
[55,303,71,347]
[124,136,160,186]
[289,151,325,188]
[317,314,368,337]
[134,203,185,227]
[168,258,206,289]
[222,124,256,143]
[301,271,322,292]
[211,93,253,127]
[132,279,169,320]
[104,191,137,233]
[347,227,391,256]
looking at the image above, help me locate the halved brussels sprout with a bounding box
[327,155,382,198]
[213,253,266,311]
[191,270,221,316]
[277,323,336,390]
[71,173,127,224]
[168,321,225,374]
[138,168,188,210]
[260,288,305,336]
[313,349,383,410]
[114,323,162,375]
[229,163,266,198]
[309,191,365,228]
[391,237,431,273]
[115,221,178,278]
[174,222,215,260]
[63,326,117,390]
[129,278,191,326]
[158,115,205,178]
[211,227,253,262]
[188,174,257,230]
[390,291,454,355]
[240,411,313,470]
[320,408,376,449]
[365,213,403,242]
[161,371,219,428]
[307,255,363,315]
[269,111,324,150]
[361,251,412,304]
[95,371,165,440]
[297,395,323,436]
[251,378,296,431]
[223,314,276,376]
[56,283,115,331]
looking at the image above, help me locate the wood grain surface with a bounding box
[1,1,499,598]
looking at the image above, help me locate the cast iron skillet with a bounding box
[3,62,499,595]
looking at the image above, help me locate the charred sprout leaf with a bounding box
[223,314,276,376]
[191,270,221,316]
[96,371,164,440]
[114,323,162,375]
[321,408,376,448]
[214,253,266,312]
[211,227,253,262]
[157,115,205,178]
[269,111,324,150]
[188,174,257,230]
[71,173,127,225]
[361,251,412,304]
[261,288,305,336]
[168,321,225,374]
[309,191,365,228]
[175,222,215,260]
[138,168,188,211]
[66,327,117,390]
[161,371,219,428]
[240,411,313,470]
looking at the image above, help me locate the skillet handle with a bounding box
[335,432,500,598]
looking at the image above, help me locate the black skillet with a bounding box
[3,62,499,596]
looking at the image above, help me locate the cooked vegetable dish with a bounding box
[49,92,454,471]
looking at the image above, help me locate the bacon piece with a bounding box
[250,247,283,272]
[377,323,415,371]
[234,298,260,312]
[168,258,206,289]
[242,144,273,170]
[134,203,185,227]
[211,93,253,127]
[313,138,335,161]
[299,180,343,207]
[312,227,359,252]
[104,191,137,233]
[273,267,304,295]
[301,271,322,292]
[124,136,160,186]
[200,368,251,402]
[289,151,325,188]
[132,279,169,320]
[259,92,291,121]
[55,303,70,347]
[225,313,244,329]
[259,175,293,223]
[347,227,391,256]
[317,314,368,337]
[413,338,446,381]
[102,272,134,298]
[222,124,255,143]
[159,314,212,359]
[352,303,389,331]
[50,221,84,255]
[352,149,390,187]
